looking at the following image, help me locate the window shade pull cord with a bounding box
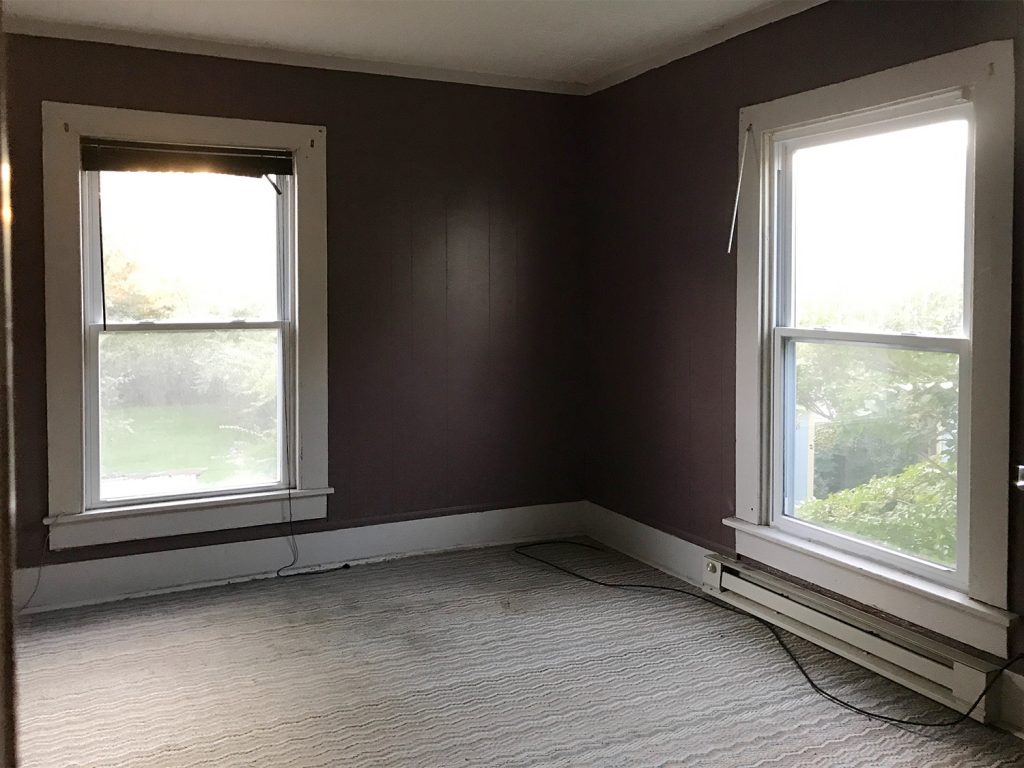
[727,124,753,255]
[263,174,283,196]
[97,189,107,331]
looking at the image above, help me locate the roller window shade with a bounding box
[80,139,293,177]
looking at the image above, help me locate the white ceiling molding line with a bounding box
[6,0,826,97]
[582,0,827,95]
[3,16,587,96]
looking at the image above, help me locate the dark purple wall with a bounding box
[8,35,585,568]
[584,0,1024,646]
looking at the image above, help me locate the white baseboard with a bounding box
[14,501,587,613]
[15,500,710,613]
[14,500,713,613]
[584,501,713,587]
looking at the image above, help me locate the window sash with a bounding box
[767,107,975,586]
[85,325,291,509]
[90,321,284,332]
[771,104,975,339]
[772,93,972,155]
[774,327,966,353]
[80,170,296,509]
[769,329,969,588]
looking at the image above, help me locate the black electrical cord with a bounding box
[513,539,1024,729]
[276,377,298,575]
[17,529,50,614]
[276,489,298,578]
[275,394,298,577]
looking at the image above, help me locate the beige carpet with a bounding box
[15,542,1024,767]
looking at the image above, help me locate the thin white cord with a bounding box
[727,124,753,255]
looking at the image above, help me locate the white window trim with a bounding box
[41,102,331,549]
[731,42,1015,652]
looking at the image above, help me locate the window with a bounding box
[43,105,330,549]
[731,43,1014,654]
[85,154,292,505]
[772,108,970,587]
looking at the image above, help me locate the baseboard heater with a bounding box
[701,554,1001,723]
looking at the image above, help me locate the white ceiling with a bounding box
[6,0,823,94]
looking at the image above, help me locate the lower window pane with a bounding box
[787,341,958,567]
[98,329,282,501]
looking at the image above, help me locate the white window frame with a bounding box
[41,103,331,549]
[729,42,1015,657]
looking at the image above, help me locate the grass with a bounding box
[100,404,278,487]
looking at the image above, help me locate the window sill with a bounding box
[724,517,1016,657]
[44,487,333,550]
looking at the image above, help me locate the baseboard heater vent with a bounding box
[701,554,1000,722]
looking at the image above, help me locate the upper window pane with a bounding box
[789,118,968,335]
[98,171,280,323]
